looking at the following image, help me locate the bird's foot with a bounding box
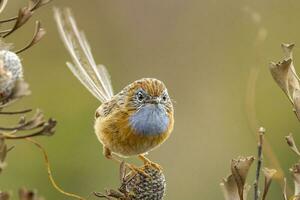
[150,161,163,171]
[138,155,163,171]
[127,164,150,178]
[145,160,163,171]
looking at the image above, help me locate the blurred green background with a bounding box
[1,0,300,199]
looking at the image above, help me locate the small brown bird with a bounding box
[54,8,174,172]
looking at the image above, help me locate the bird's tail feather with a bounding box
[54,8,114,103]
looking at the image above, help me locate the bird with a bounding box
[54,8,174,172]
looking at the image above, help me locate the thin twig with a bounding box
[0,16,17,23]
[15,21,46,54]
[2,127,49,139]
[2,7,33,38]
[0,108,32,115]
[0,120,41,131]
[26,138,87,200]
[0,98,19,108]
[254,127,265,200]
[0,0,51,24]
[245,67,292,193]
[1,118,56,139]
[0,28,11,35]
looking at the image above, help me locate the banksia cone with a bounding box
[121,166,166,200]
[95,165,166,200]
[0,50,23,100]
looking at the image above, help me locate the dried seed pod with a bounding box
[120,166,166,200]
[0,50,23,100]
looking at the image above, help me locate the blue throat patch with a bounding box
[129,104,169,136]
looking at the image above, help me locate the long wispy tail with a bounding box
[54,8,114,103]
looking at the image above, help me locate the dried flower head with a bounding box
[0,50,23,100]
[94,165,166,200]
[221,128,278,200]
[231,156,254,200]
[261,168,277,200]
[121,166,166,200]
[220,156,254,200]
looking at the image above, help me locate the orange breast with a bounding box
[94,109,174,157]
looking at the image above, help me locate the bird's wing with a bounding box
[54,8,114,103]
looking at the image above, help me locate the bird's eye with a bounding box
[162,93,168,102]
[162,95,167,101]
[136,91,145,102]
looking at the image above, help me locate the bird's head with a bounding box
[122,78,174,136]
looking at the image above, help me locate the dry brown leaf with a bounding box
[293,89,300,120]
[231,156,255,200]
[15,8,33,29]
[269,44,300,120]
[282,43,295,59]
[281,43,300,83]
[32,21,46,44]
[269,59,294,102]
[262,168,277,200]
[290,162,300,196]
[221,174,240,200]
[19,110,45,130]
[2,7,33,38]
[286,133,300,156]
[15,21,46,54]
[220,174,251,200]
[29,0,52,11]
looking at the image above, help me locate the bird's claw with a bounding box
[127,164,150,178]
[138,155,163,171]
[145,161,163,171]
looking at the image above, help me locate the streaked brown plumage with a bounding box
[95,78,174,158]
